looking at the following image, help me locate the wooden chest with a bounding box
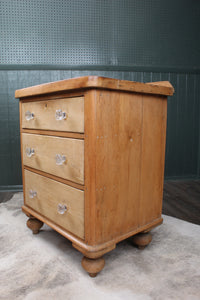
[15,76,174,277]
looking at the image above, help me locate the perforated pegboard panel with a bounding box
[0,0,199,68]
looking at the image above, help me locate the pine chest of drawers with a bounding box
[15,76,174,277]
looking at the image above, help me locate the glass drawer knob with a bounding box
[55,154,66,165]
[29,190,37,198]
[25,110,34,121]
[57,204,67,214]
[26,147,35,157]
[55,109,67,120]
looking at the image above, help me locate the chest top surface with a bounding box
[15,76,174,99]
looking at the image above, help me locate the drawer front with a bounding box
[21,97,84,132]
[22,133,84,184]
[24,170,84,239]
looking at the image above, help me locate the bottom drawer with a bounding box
[24,170,84,239]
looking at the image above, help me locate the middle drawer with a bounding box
[22,133,84,184]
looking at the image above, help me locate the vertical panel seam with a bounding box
[138,94,144,227]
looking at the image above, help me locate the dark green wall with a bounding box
[1,0,199,70]
[0,1,200,190]
[198,78,200,178]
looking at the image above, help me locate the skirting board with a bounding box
[0,185,23,192]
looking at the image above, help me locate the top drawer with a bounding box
[21,97,84,132]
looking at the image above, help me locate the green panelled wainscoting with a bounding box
[0,70,200,190]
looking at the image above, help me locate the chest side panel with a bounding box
[94,90,143,243]
[139,95,167,226]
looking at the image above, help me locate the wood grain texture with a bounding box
[73,243,116,259]
[81,256,105,277]
[84,90,167,245]
[22,133,84,184]
[22,204,162,252]
[94,90,143,243]
[139,95,167,226]
[24,170,84,239]
[15,76,174,98]
[146,81,173,88]
[26,218,43,234]
[24,166,85,191]
[84,90,97,245]
[21,97,84,132]
[20,90,84,102]
[131,232,152,249]
[19,101,26,200]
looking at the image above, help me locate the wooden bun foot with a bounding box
[27,218,43,234]
[132,232,152,249]
[81,256,105,277]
